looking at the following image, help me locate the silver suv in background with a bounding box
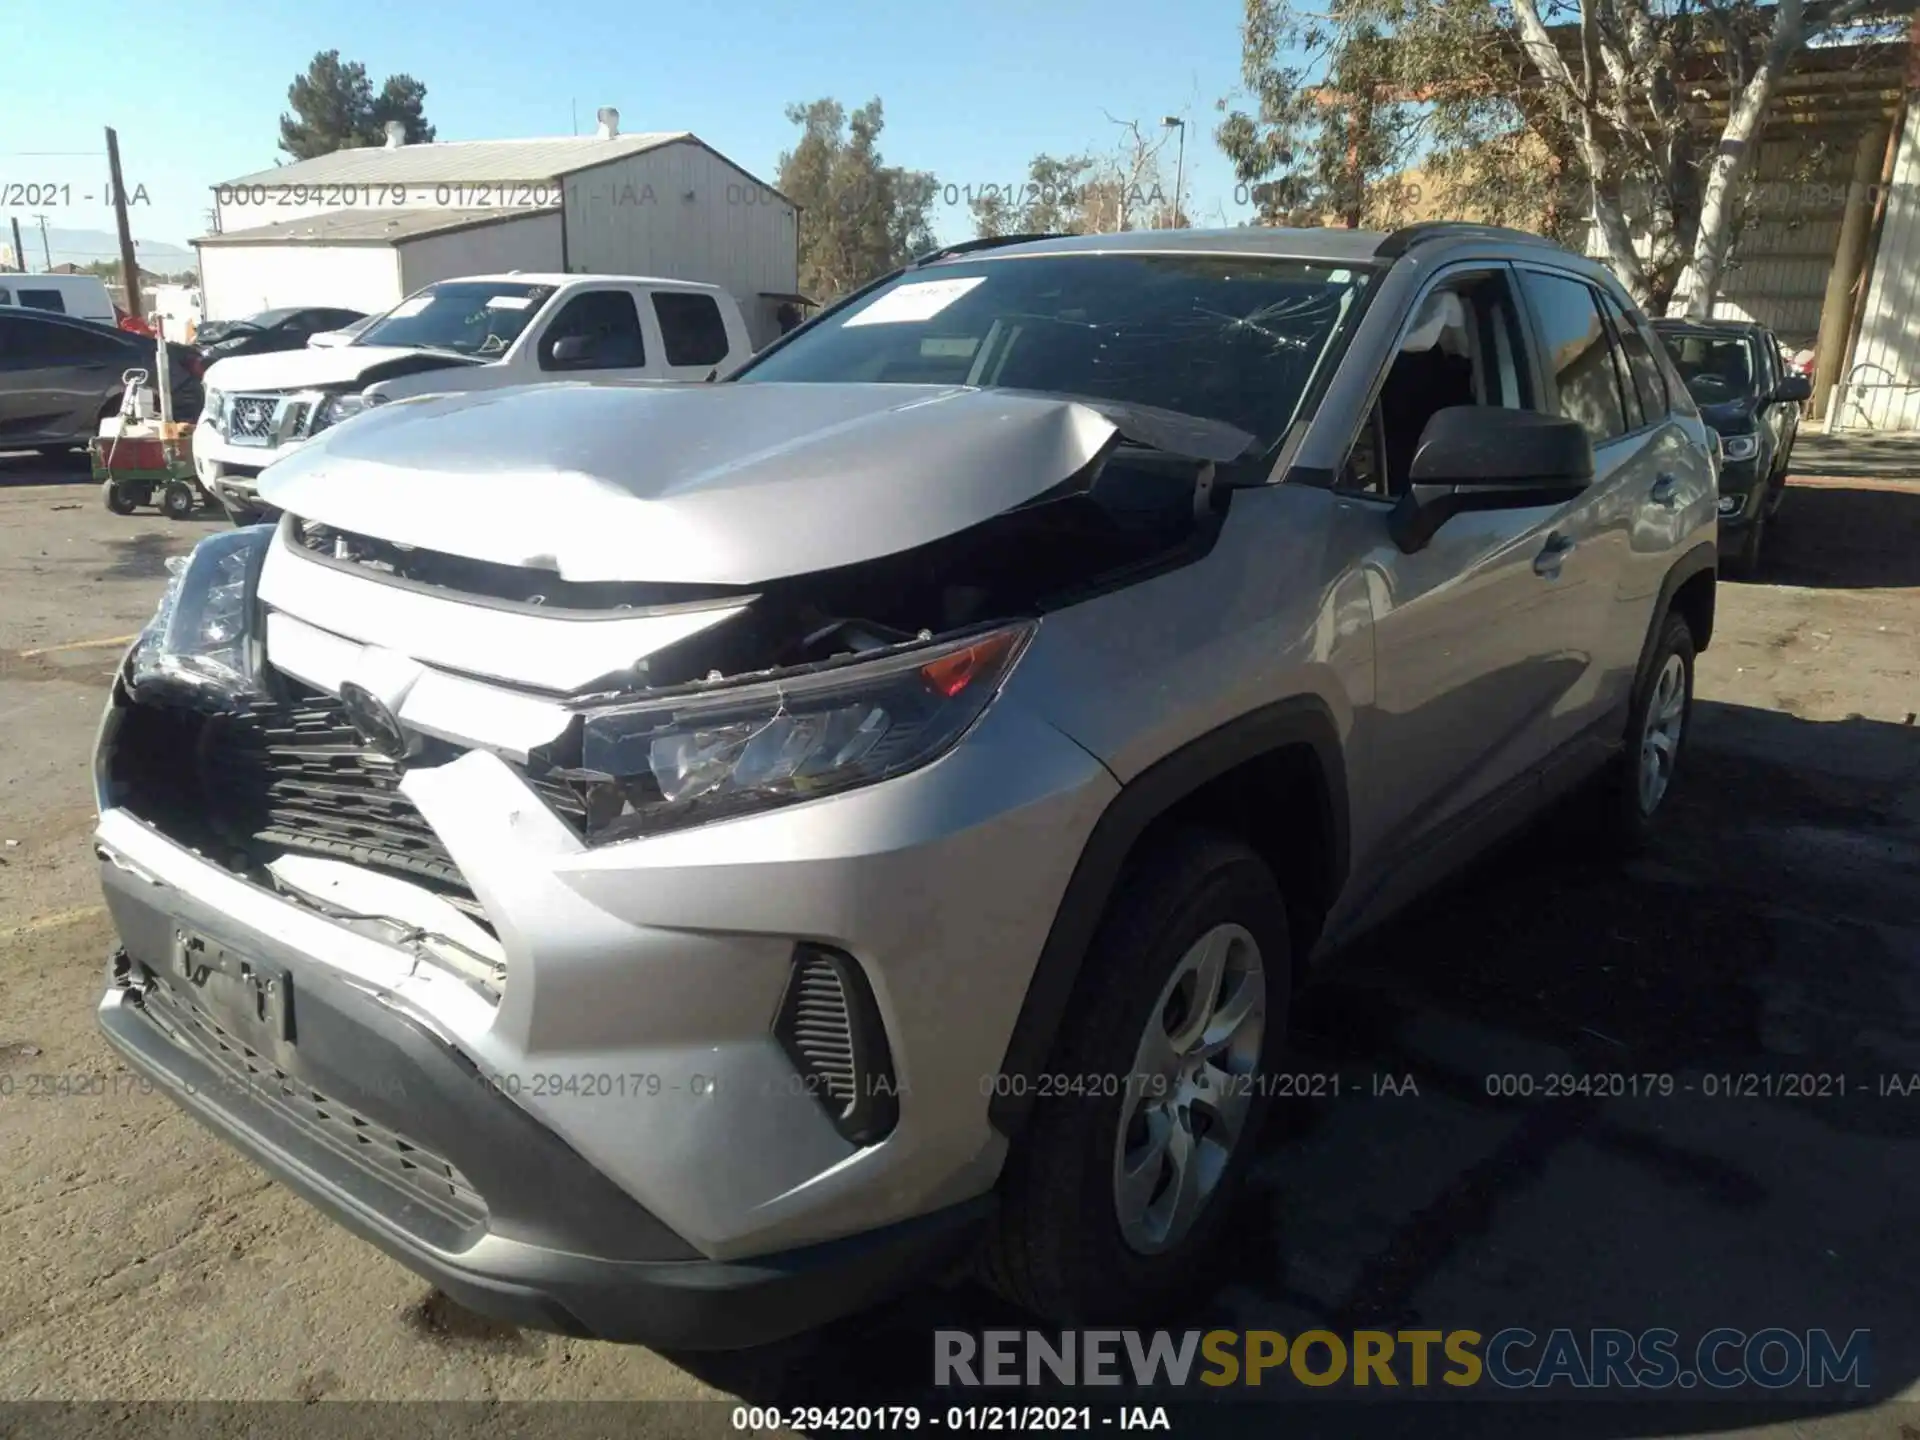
[92,223,1717,1348]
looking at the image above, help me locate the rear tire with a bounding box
[1592,611,1695,856]
[978,829,1290,1324]
[101,480,138,515]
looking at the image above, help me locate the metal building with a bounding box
[196,111,801,347]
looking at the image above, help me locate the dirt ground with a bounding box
[1,449,1917,1438]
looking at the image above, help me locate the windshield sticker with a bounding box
[485,295,534,310]
[844,276,987,327]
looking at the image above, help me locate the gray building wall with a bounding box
[561,140,799,348]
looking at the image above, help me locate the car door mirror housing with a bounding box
[1390,406,1595,554]
[549,334,599,366]
[1769,372,1812,405]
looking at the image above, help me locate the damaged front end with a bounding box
[97,385,1236,1001]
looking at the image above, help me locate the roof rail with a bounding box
[910,232,1066,267]
[1373,221,1557,259]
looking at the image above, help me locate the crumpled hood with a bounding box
[257,381,1131,585]
[203,344,474,394]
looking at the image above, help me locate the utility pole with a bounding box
[32,213,52,269]
[1161,117,1187,227]
[106,126,143,319]
[8,217,23,272]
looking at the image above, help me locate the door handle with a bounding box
[1533,532,1576,578]
[1650,473,1679,506]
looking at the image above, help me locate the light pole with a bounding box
[1161,117,1186,228]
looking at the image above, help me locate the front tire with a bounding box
[101,480,138,515]
[979,830,1290,1324]
[160,479,197,521]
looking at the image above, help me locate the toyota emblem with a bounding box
[338,681,411,760]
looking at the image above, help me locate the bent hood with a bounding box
[258,381,1136,585]
[204,344,478,394]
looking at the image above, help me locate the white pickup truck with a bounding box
[194,273,754,524]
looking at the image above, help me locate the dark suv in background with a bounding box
[1654,318,1810,573]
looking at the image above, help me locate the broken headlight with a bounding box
[569,622,1035,843]
[126,525,273,702]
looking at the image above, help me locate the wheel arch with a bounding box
[987,695,1350,1141]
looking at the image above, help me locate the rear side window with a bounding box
[1600,293,1670,424]
[1518,270,1630,443]
[19,288,67,314]
[652,291,731,367]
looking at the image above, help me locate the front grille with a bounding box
[138,969,488,1231]
[204,687,476,900]
[227,395,278,441]
[772,946,899,1145]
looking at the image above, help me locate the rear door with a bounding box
[649,289,740,379]
[1509,266,1661,760]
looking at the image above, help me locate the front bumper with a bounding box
[93,640,1116,1281]
[192,429,293,522]
[96,860,989,1347]
[1715,458,1763,533]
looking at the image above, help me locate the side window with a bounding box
[652,291,731,367]
[1600,293,1669,423]
[538,290,647,370]
[19,288,68,314]
[1517,270,1629,444]
[36,319,127,361]
[1338,270,1534,498]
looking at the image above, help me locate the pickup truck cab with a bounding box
[193,273,753,523]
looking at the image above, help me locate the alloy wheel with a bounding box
[1638,653,1688,815]
[1111,922,1266,1255]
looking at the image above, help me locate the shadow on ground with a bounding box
[1739,479,1920,590]
[662,700,1920,1436]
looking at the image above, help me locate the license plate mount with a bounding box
[170,927,297,1060]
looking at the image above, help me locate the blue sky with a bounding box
[2,0,1267,258]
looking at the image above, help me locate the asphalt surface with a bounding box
[1,447,1917,1438]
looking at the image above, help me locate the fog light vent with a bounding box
[773,945,899,1145]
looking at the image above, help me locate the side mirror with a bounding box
[548,333,600,367]
[1389,406,1594,554]
[1769,372,1812,405]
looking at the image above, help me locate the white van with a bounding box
[0,274,118,325]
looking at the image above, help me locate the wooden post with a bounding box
[1810,123,1888,421]
[106,126,142,320]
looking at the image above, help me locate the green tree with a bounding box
[971,119,1183,239]
[1219,0,1903,315]
[279,50,436,160]
[777,98,937,301]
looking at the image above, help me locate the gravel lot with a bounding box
[2,447,1917,1437]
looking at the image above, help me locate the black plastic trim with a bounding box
[1639,540,1718,681]
[94,858,991,1348]
[987,695,1349,1139]
[773,945,901,1145]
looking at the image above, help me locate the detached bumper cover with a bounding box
[95,859,989,1349]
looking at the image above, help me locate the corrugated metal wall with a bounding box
[397,213,565,293]
[1584,138,1854,345]
[1845,106,1920,432]
[196,244,402,321]
[562,141,799,347]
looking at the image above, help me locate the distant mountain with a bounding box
[0,226,195,274]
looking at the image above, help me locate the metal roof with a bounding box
[196,207,558,246]
[219,133,690,188]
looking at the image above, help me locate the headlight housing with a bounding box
[202,387,225,433]
[565,622,1035,844]
[126,526,273,704]
[310,391,372,435]
[1720,433,1759,462]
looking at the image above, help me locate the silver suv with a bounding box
[92,223,1717,1349]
